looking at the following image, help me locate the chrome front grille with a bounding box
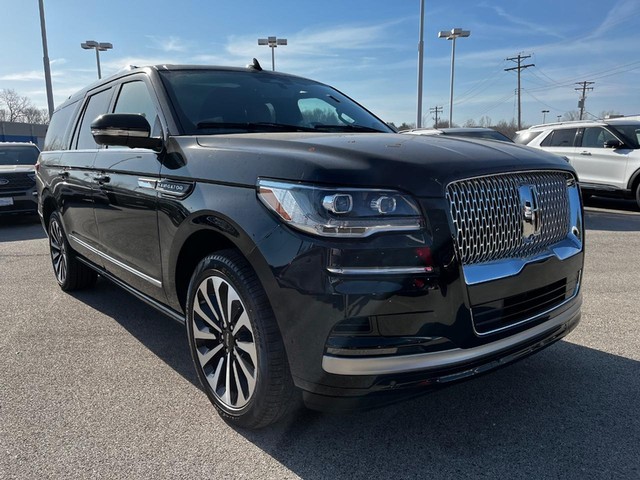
[446,171,571,265]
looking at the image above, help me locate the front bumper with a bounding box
[0,189,37,215]
[304,296,580,412]
[323,292,581,377]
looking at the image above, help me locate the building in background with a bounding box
[0,122,48,149]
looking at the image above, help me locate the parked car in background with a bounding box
[37,64,584,428]
[401,127,514,142]
[0,142,40,216]
[515,119,640,207]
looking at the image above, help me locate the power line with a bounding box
[525,60,640,93]
[474,91,516,118]
[521,88,562,113]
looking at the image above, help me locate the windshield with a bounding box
[159,70,394,135]
[608,124,640,148]
[0,145,39,166]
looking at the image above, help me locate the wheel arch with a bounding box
[169,210,276,313]
[41,191,58,230]
[173,228,237,311]
[628,168,640,194]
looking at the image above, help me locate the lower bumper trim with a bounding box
[322,295,581,376]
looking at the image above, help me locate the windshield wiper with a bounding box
[196,122,316,132]
[311,124,385,133]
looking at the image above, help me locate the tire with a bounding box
[186,249,296,429]
[635,183,640,211]
[48,212,97,291]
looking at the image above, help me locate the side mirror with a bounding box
[91,114,163,150]
[604,139,624,149]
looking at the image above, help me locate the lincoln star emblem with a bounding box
[518,184,542,241]
[0,178,9,186]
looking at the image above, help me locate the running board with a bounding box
[75,256,186,325]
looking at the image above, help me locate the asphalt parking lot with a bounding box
[1,197,639,480]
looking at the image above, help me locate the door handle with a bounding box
[94,174,111,184]
[580,151,592,156]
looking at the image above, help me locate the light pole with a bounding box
[541,109,549,123]
[38,0,54,119]
[416,0,425,128]
[258,36,287,71]
[81,40,113,79]
[438,27,470,127]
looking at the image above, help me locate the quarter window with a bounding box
[44,100,80,151]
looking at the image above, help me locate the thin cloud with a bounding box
[587,0,640,39]
[480,4,565,39]
[0,71,44,81]
[146,35,190,53]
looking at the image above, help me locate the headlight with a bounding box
[257,179,424,237]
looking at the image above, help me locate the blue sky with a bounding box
[1,0,639,127]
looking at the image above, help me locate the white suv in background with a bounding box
[515,119,640,208]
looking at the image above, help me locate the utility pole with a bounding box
[575,81,594,120]
[429,106,443,127]
[505,54,534,130]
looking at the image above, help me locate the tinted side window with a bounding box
[43,100,80,151]
[582,127,617,148]
[113,81,161,136]
[545,128,578,147]
[76,88,113,150]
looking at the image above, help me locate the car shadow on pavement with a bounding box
[584,197,640,232]
[70,278,199,386]
[71,279,639,479]
[0,215,45,241]
[241,342,639,479]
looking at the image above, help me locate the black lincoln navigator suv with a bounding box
[36,64,584,428]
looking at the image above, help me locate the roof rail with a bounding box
[527,119,599,129]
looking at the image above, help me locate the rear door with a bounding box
[58,87,115,267]
[573,126,630,189]
[91,76,167,301]
[539,128,578,166]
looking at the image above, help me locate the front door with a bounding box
[573,126,630,189]
[92,78,166,301]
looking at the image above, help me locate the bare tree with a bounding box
[0,89,49,124]
[477,116,492,127]
[435,120,452,128]
[22,107,49,124]
[494,119,520,139]
[397,122,416,131]
[562,110,581,121]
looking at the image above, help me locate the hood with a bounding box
[169,132,574,197]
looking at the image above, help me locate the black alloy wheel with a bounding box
[186,249,296,429]
[47,212,97,291]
